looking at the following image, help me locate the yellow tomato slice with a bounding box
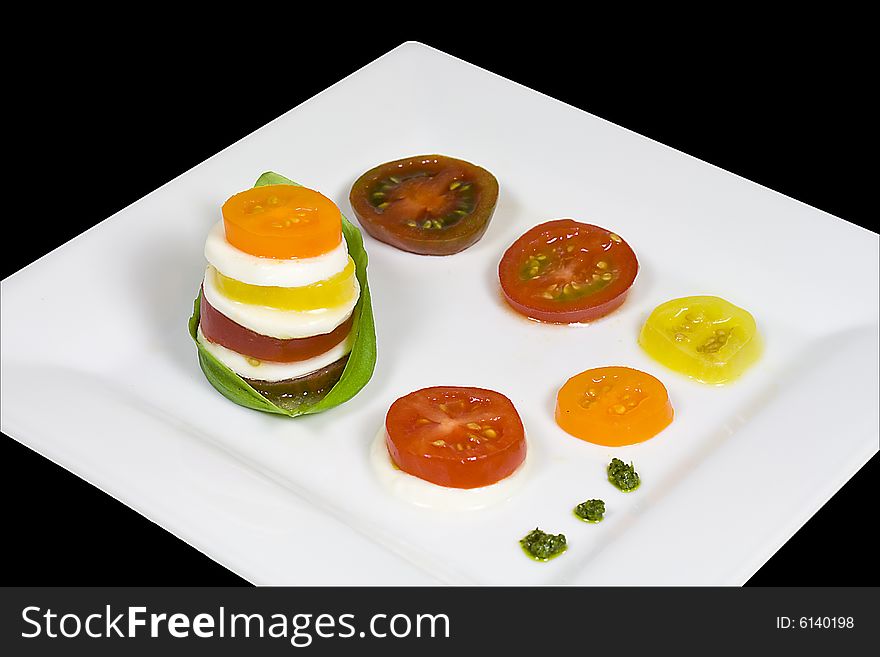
[210,258,357,311]
[222,184,342,259]
[555,366,673,446]
[639,295,762,384]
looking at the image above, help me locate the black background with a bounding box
[3,24,877,589]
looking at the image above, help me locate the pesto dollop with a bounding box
[520,528,567,561]
[607,458,640,492]
[574,499,605,522]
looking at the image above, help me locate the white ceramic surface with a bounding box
[2,42,877,585]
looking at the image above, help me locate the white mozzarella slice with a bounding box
[201,266,359,339]
[204,221,350,287]
[369,427,531,511]
[197,326,353,382]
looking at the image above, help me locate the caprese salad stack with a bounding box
[197,184,359,407]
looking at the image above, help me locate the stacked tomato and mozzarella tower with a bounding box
[197,184,358,401]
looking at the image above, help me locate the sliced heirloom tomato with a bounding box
[349,154,499,255]
[499,219,638,323]
[222,184,342,259]
[209,258,358,311]
[246,355,350,412]
[385,386,527,489]
[555,366,673,446]
[639,295,762,384]
[199,292,353,363]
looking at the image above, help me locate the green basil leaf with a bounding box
[188,172,377,416]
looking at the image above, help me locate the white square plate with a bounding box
[2,42,877,585]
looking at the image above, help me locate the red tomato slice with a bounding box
[385,386,527,489]
[498,219,639,323]
[199,292,353,363]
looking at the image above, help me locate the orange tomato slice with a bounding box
[222,184,342,259]
[555,366,673,446]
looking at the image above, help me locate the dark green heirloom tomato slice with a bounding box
[244,355,349,413]
[349,154,499,255]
